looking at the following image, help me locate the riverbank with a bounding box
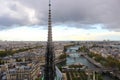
[79,52,120,80]
[82,54,103,68]
[66,46,118,80]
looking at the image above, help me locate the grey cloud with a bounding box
[0,14,27,26]
[0,0,120,31]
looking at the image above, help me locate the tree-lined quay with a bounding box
[0,46,43,57]
[88,52,120,70]
[77,45,120,80]
[78,46,120,70]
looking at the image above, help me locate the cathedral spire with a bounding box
[48,0,52,42]
[44,0,56,80]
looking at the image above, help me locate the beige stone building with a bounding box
[7,62,40,80]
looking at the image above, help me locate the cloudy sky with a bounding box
[0,0,120,41]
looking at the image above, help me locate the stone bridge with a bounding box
[87,68,117,73]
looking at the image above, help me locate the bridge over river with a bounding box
[87,67,118,73]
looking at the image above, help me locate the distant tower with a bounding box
[44,0,56,80]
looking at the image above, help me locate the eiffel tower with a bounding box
[44,0,56,80]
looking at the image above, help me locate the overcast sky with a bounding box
[0,0,120,41]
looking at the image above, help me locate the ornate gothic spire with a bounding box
[48,0,52,43]
[44,0,56,80]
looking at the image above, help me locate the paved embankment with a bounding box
[83,55,103,68]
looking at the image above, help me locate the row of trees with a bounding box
[106,56,120,69]
[69,64,83,68]
[66,71,87,80]
[0,46,43,57]
[77,45,120,70]
[0,59,5,65]
[58,53,67,60]
[77,46,89,53]
[88,52,120,70]
[88,52,106,63]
